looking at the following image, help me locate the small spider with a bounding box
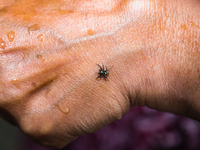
[96,63,112,80]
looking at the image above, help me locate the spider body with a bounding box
[96,63,111,80]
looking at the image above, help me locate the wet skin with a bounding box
[0,0,200,148]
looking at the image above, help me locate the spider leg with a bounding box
[96,63,102,70]
[106,66,112,71]
[102,63,104,71]
[96,74,101,79]
[103,75,109,80]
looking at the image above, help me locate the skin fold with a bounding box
[0,0,200,148]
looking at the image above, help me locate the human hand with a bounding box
[0,0,200,148]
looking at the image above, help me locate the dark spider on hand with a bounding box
[96,63,112,80]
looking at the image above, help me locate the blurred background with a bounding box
[1,106,200,150]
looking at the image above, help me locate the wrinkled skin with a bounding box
[0,0,200,148]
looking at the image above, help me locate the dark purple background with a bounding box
[18,106,200,150]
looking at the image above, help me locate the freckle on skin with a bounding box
[31,82,37,87]
[59,9,67,15]
[180,24,187,30]
[23,9,37,21]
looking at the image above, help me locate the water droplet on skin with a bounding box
[116,114,122,120]
[0,38,6,49]
[190,21,195,26]
[36,54,45,62]
[87,29,94,35]
[7,31,15,42]
[37,34,44,42]
[11,79,21,89]
[28,24,40,34]
[58,102,70,114]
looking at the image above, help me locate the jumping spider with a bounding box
[96,63,112,80]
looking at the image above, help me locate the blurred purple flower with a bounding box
[21,106,200,150]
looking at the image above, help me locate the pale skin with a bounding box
[0,0,200,148]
